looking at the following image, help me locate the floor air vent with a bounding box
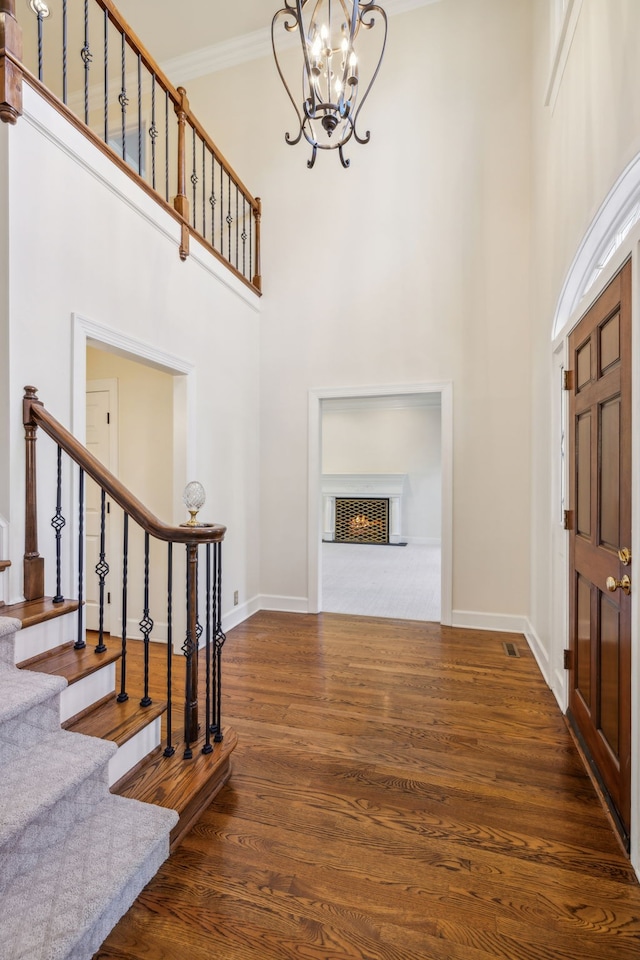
[502,641,520,658]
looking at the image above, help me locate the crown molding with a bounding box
[160,0,443,84]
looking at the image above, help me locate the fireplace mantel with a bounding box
[321,474,407,543]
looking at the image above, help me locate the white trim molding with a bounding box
[545,0,583,111]
[161,0,444,82]
[308,381,453,626]
[552,152,640,341]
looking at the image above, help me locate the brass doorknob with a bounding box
[606,574,631,595]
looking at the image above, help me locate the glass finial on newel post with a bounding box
[183,481,206,526]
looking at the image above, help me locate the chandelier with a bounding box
[271,1,388,168]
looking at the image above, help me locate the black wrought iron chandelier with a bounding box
[271,0,388,169]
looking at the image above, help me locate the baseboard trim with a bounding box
[222,595,262,633]
[523,618,551,686]
[256,594,309,614]
[451,610,529,634]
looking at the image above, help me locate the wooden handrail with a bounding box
[23,387,225,546]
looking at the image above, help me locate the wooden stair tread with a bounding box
[3,597,79,629]
[19,640,121,684]
[65,695,167,747]
[113,725,238,849]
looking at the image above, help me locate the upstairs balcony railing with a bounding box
[0,0,261,294]
[23,386,227,760]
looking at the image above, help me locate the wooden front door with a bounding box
[568,259,632,846]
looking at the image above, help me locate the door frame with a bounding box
[552,237,640,873]
[71,312,196,644]
[308,381,453,625]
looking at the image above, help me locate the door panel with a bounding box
[568,259,631,846]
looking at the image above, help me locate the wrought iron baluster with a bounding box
[36,8,44,82]
[149,74,157,190]
[164,542,175,756]
[183,544,194,759]
[201,139,206,240]
[203,544,213,755]
[235,184,239,270]
[210,153,216,248]
[119,31,128,161]
[103,8,108,146]
[220,163,224,255]
[248,207,253,281]
[211,541,225,742]
[62,0,67,104]
[117,513,129,702]
[226,173,233,263]
[137,53,142,175]
[241,198,247,279]
[94,488,109,653]
[81,0,93,126]
[165,89,169,202]
[191,127,197,229]
[139,531,153,707]
[51,445,65,604]
[75,468,86,650]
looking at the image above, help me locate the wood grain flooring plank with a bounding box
[96,612,640,960]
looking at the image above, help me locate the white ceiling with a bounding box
[115,0,442,75]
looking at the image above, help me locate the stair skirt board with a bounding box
[0,617,177,960]
[59,662,116,723]
[108,716,162,786]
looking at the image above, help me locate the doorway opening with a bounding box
[72,313,195,645]
[308,383,453,625]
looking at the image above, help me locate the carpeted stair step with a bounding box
[0,664,67,761]
[0,792,178,960]
[0,731,117,887]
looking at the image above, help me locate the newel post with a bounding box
[174,85,190,262]
[184,542,199,752]
[23,386,45,600]
[0,0,23,124]
[253,197,262,293]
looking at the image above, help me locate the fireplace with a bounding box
[322,474,407,544]
[335,498,389,544]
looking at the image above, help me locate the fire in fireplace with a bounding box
[335,498,389,544]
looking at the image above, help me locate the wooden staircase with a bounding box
[3,596,235,848]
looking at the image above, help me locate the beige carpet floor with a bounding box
[321,542,441,621]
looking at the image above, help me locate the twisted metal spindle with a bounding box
[81,0,92,126]
[62,0,67,104]
[51,445,65,604]
[117,513,129,702]
[139,531,153,708]
[202,544,213,755]
[94,488,109,653]
[164,542,175,757]
[75,468,86,650]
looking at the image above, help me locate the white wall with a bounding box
[187,0,533,624]
[529,0,640,872]
[2,82,261,623]
[322,402,441,542]
[529,0,640,673]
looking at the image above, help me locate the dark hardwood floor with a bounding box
[95,611,640,960]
